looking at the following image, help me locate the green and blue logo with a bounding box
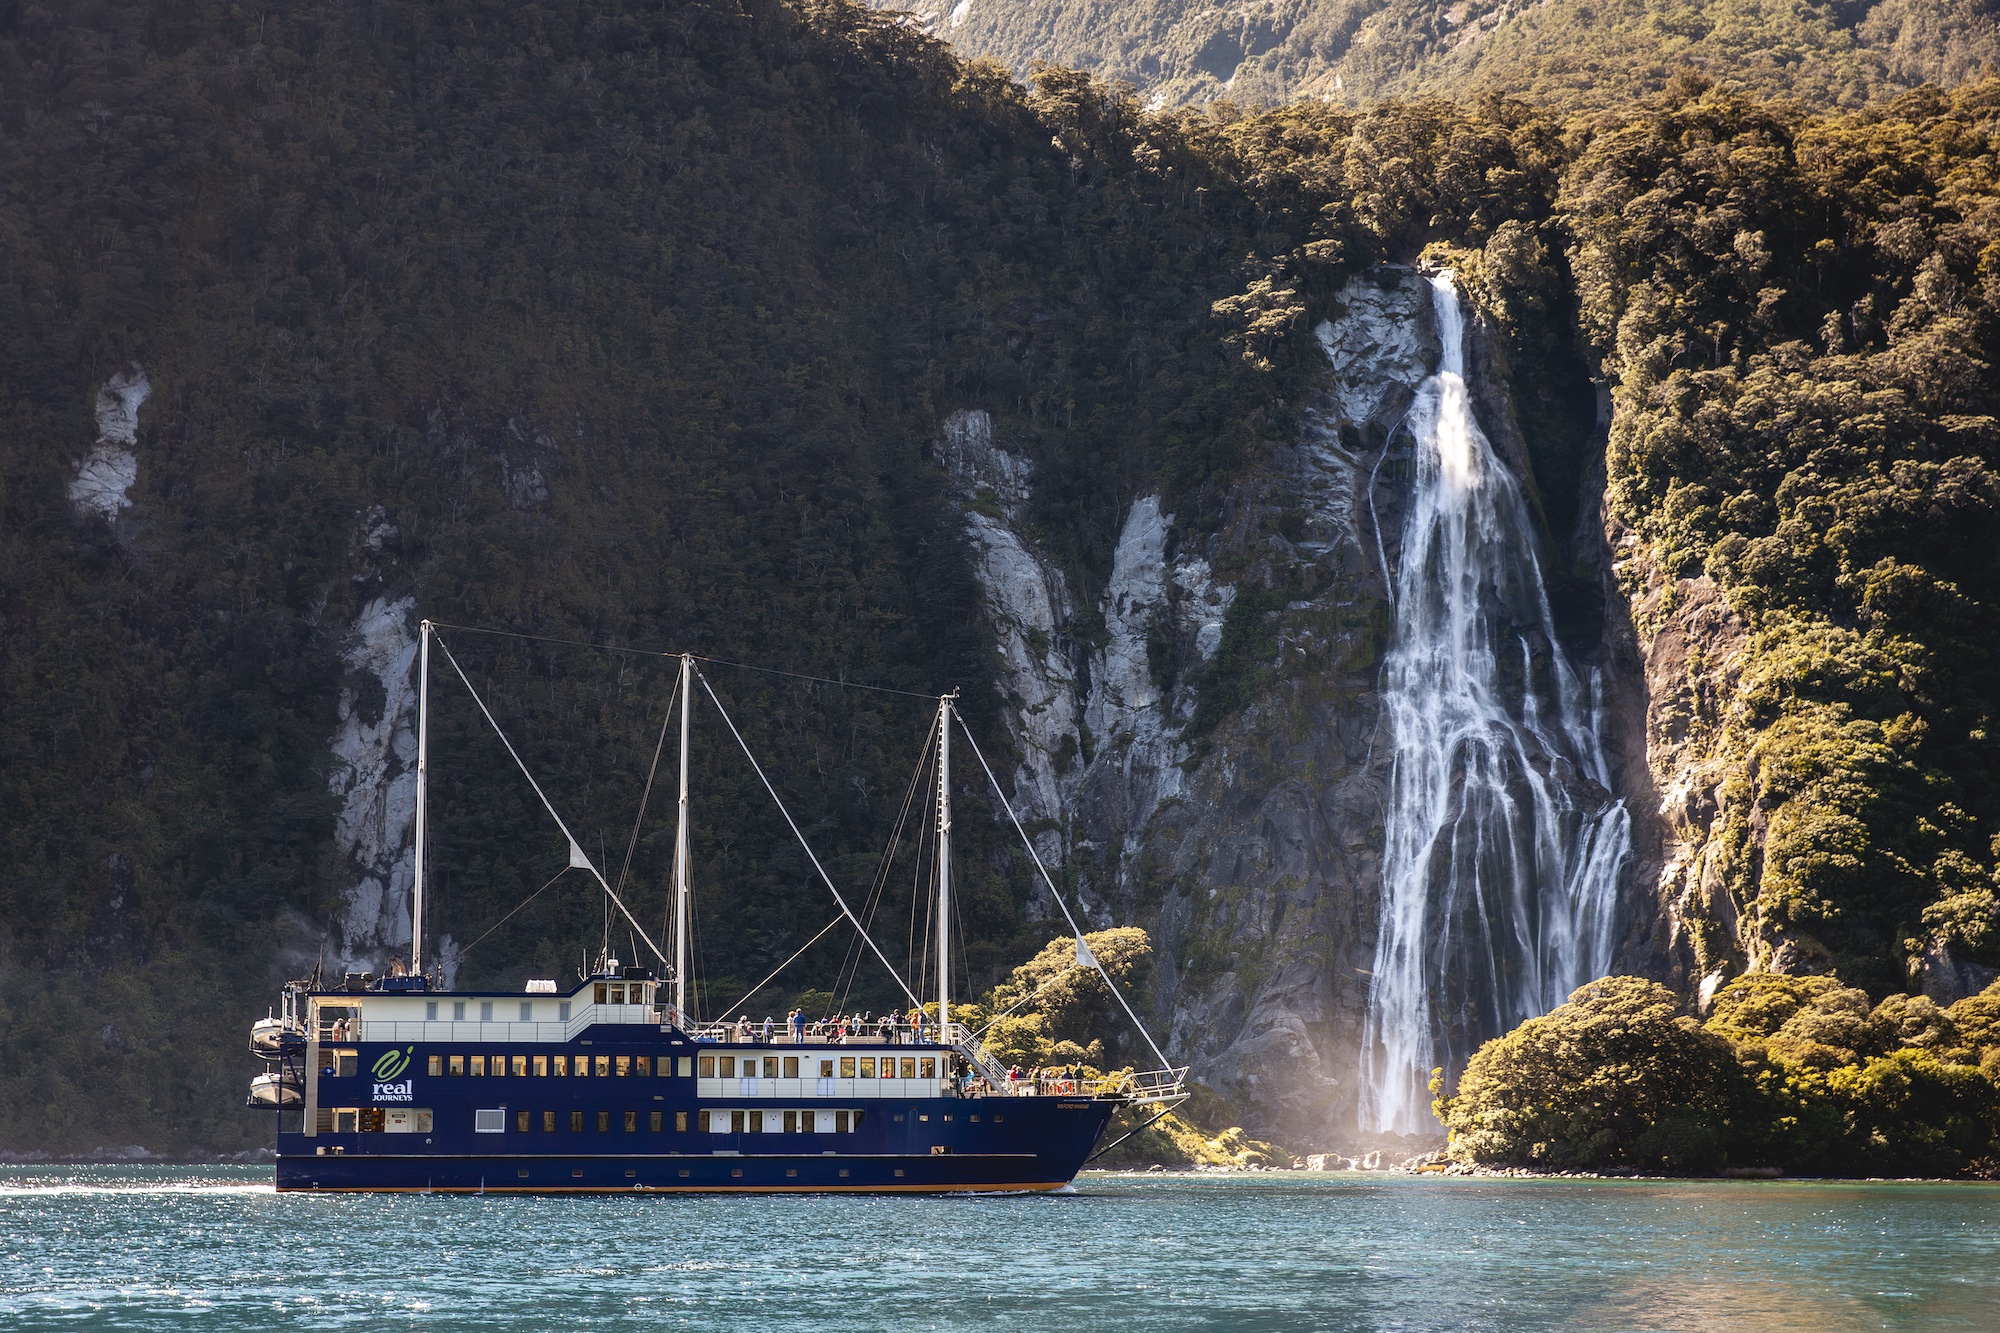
[372,1046,414,1081]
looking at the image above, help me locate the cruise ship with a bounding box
[248,622,1184,1192]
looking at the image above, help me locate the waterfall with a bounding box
[1358,272,1631,1136]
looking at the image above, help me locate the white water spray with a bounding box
[1359,273,1631,1136]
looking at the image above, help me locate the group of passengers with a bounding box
[1005,1064,1083,1095]
[725,1008,936,1044]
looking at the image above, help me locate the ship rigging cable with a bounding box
[431,631,672,971]
[954,714,1177,1075]
[695,666,923,1010]
[417,618,1172,1073]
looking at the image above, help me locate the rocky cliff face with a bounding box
[943,266,1663,1148]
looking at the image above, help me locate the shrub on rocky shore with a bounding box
[1436,975,2000,1177]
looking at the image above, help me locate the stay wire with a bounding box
[457,868,572,960]
[431,631,671,970]
[613,673,681,901]
[711,913,847,1023]
[694,666,920,1009]
[836,711,936,1014]
[954,712,1175,1073]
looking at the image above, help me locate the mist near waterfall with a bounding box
[1359,273,1632,1136]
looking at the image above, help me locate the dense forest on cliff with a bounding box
[0,0,1995,1153]
[905,0,2000,112]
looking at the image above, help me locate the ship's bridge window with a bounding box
[595,984,608,1004]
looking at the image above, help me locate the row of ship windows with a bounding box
[423,1001,574,1022]
[700,1055,939,1080]
[313,1108,874,1134]
[424,1054,694,1078]
[412,984,648,1024]
[368,1053,947,1080]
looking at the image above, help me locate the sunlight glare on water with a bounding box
[3,1166,1998,1330]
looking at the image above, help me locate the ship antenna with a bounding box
[936,689,956,1035]
[672,652,694,1025]
[411,618,431,977]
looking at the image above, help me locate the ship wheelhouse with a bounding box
[252,622,1183,1193]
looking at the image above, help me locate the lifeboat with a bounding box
[249,1015,288,1057]
[247,1070,302,1108]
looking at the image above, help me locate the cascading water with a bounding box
[1359,272,1632,1136]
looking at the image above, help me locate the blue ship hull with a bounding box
[275,1146,1097,1194]
[270,1029,1119,1193]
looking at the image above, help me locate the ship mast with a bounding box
[935,690,955,1034]
[672,652,694,1024]
[411,618,432,976]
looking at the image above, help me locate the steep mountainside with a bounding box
[0,0,1309,1152]
[899,0,2000,111]
[1,0,1995,1155]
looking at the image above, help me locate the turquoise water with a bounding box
[3,1167,1997,1331]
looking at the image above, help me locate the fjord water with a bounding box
[5,1168,1998,1331]
[1360,273,1632,1135]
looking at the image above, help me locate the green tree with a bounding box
[1439,977,1749,1170]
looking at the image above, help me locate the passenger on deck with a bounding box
[762,1015,775,1042]
[789,1008,806,1042]
[735,1015,751,1042]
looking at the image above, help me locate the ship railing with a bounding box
[970,1066,1186,1102]
[1102,1066,1189,1105]
[678,1018,956,1046]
